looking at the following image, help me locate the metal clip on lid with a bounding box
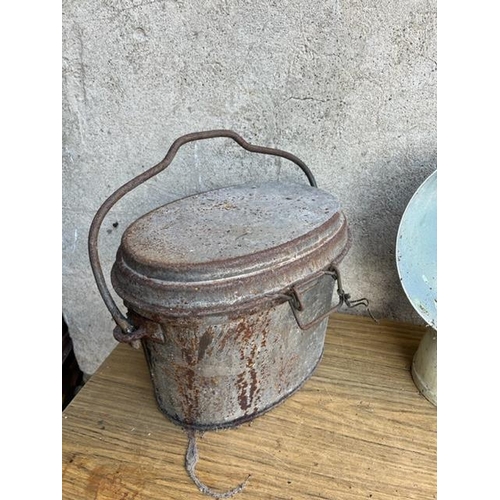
[285,264,377,330]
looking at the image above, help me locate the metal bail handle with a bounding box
[88,130,318,341]
[286,264,377,330]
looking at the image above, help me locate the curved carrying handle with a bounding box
[89,130,317,338]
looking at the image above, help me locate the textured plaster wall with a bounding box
[62,0,436,374]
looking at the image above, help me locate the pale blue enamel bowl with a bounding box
[396,171,437,329]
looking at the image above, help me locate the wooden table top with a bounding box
[62,313,436,500]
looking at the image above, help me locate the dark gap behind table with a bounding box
[62,316,84,410]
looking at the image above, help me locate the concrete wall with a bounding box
[63,0,436,375]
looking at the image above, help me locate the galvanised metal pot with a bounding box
[89,130,364,431]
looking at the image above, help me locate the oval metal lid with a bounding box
[119,182,342,281]
[112,181,350,316]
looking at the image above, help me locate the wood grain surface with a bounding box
[62,313,436,500]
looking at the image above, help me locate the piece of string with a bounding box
[185,429,251,498]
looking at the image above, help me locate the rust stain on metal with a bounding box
[248,368,259,412]
[236,372,250,411]
[174,364,199,425]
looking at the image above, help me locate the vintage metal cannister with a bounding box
[89,130,353,430]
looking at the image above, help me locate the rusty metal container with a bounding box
[89,130,359,431]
